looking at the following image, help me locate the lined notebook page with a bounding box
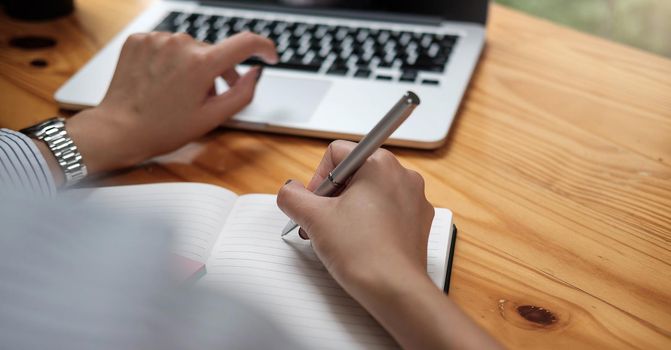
[72,183,238,263]
[202,194,453,350]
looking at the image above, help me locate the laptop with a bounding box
[55,0,488,149]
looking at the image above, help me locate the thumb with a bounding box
[202,66,262,124]
[277,180,327,236]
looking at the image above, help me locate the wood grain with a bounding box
[1,1,670,348]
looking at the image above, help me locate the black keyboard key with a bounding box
[332,57,348,66]
[334,27,349,40]
[420,34,433,48]
[267,20,280,31]
[354,56,370,67]
[402,54,447,72]
[438,35,458,45]
[421,79,440,85]
[154,11,181,31]
[399,32,412,45]
[351,45,365,55]
[186,26,199,38]
[273,62,321,72]
[284,23,297,34]
[287,53,304,63]
[355,29,370,43]
[204,31,218,44]
[378,60,393,68]
[327,64,348,76]
[376,75,393,81]
[315,50,328,59]
[399,70,418,82]
[241,57,322,73]
[253,20,269,32]
[240,57,266,66]
[186,13,203,24]
[206,15,224,27]
[354,68,371,78]
[234,21,251,32]
[402,64,445,73]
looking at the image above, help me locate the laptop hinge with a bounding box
[198,1,443,26]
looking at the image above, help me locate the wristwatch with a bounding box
[21,117,88,186]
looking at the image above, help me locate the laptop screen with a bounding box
[208,0,488,24]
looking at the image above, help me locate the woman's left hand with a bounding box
[63,31,278,178]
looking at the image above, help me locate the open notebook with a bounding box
[75,182,456,349]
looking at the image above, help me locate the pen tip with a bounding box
[281,221,298,237]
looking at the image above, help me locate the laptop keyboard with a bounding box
[154,11,458,85]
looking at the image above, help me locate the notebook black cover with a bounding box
[443,224,458,294]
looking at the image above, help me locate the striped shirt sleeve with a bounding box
[0,128,56,196]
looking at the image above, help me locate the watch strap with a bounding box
[21,117,87,186]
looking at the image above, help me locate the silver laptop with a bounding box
[55,0,487,149]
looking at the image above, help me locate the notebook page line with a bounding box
[206,272,353,300]
[207,280,380,325]
[206,273,360,306]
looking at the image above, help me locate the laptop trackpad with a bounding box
[232,74,331,124]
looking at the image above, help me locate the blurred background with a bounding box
[495,0,671,58]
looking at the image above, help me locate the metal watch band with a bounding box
[22,117,88,186]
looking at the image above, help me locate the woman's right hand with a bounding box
[276,140,436,295]
[277,140,504,350]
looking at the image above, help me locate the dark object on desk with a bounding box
[9,36,57,50]
[443,224,458,294]
[30,58,48,67]
[4,0,74,21]
[517,305,558,326]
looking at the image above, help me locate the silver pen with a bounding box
[281,91,421,237]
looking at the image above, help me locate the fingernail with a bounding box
[298,228,308,240]
[255,66,264,82]
[284,179,292,185]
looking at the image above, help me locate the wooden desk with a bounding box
[1,1,670,348]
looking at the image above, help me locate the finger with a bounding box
[122,33,149,51]
[221,68,240,87]
[193,39,209,47]
[205,32,278,74]
[147,31,173,50]
[202,66,261,124]
[345,148,401,184]
[277,180,329,238]
[306,140,358,191]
